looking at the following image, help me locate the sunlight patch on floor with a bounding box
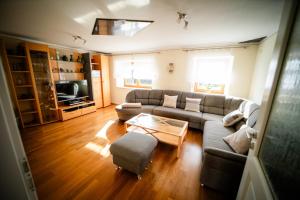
[85,142,111,158]
[95,120,115,140]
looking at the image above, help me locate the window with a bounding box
[113,57,156,88]
[191,56,233,94]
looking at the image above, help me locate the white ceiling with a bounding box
[0,0,284,53]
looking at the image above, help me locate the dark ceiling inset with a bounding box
[92,18,154,37]
[239,36,267,44]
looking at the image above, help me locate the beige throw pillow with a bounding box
[162,95,178,108]
[185,97,201,112]
[223,127,253,154]
[223,110,244,127]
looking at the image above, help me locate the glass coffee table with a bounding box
[125,113,188,158]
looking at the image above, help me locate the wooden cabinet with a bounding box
[92,76,103,108]
[84,53,111,108]
[100,55,111,107]
[58,101,96,121]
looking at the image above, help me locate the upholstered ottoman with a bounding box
[109,132,158,179]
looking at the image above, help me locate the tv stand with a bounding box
[58,101,96,121]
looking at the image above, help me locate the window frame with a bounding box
[193,82,225,94]
[123,78,152,89]
[191,55,233,94]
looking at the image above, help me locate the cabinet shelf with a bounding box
[53,72,83,74]
[15,85,33,88]
[53,60,83,65]
[21,111,38,115]
[7,55,26,58]
[18,98,35,102]
[12,70,30,73]
[24,123,41,128]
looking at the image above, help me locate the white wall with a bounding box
[110,46,258,104]
[248,34,277,104]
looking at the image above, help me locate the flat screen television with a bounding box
[55,80,89,102]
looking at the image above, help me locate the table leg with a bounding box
[177,136,182,158]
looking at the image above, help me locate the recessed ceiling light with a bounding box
[92,18,154,37]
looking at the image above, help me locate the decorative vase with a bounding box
[56,51,60,60]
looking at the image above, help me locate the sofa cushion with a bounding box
[161,90,182,107]
[125,90,136,103]
[202,113,223,122]
[179,92,205,110]
[223,110,244,127]
[162,95,178,108]
[239,101,260,127]
[203,94,225,115]
[223,127,252,154]
[152,106,203,123]
[184,97,201,112]
[149,90,163,105]
[115,105,156,116]
[203,121,235,152]
[134,90,150,105]
[224,97,244,115]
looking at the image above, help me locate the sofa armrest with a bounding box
[200,147,247,195]
[204,147,247,163]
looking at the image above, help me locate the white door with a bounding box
[0,53,38,198]
[237,1,299,199]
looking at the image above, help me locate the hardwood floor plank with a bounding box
[21,105,226,200]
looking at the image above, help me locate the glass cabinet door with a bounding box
[29,50,58,123]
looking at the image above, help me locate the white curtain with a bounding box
[192,56,233,84]
[113,54,157,86]
[187,49,234,85]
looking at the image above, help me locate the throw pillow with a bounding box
[185,97,201,112]
[223,127,253,154]
[162,95,178,108]
[223,110,244,127]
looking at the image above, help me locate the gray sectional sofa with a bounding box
[115,89,259,195]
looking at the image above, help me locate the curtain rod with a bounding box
[182,43,258,51]
[112,51,161,56]
[111,43,259,56]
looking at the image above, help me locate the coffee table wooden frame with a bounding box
[125,113,188,158]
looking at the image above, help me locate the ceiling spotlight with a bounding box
[177,12,189,29]
[72,35,87,45]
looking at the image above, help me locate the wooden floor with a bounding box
[21,105,227,200]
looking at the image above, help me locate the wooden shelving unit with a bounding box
[0,41,42,128]
[1,39,101,127]
[0,40,59,128]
